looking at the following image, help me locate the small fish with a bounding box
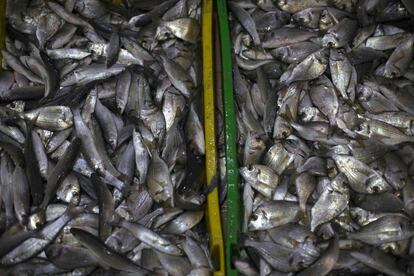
[0,2,211,274]
[280,48,329,84]
[118,219,182,255]
[311,174,349,231]
[322,18,357,48]
[383,35,414,79]
[262,27,318,49]
[309,75,339,126]
[70,228,149,274]
[249,200,301,231]
[24,118,44,206]
[333,155,392,193]
[228,2,261,46]
[329,48,357,102]
[240,165,280,199]
[106,26,120,68]
[147,150,174,207]
[2,205,83,265]
[350,246,409,276]
[61,64,126,86]
[347,215,414,245]
[229,0,414,274]
[271,42,321,64]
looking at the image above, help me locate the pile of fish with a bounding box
[229,0,414,275]
[0,0,214,275]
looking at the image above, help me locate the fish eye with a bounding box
[251,214,258,221]
[355,123,364,132]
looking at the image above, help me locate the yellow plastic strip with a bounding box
[0,0,6,63]
[202,0,225,275]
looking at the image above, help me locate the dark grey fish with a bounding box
[71,228,149,274]
[24,118,44,206]
[106,26,120,68]
[40,138,81,210]
[91,173,114,241]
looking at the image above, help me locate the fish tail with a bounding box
[66,203,87,218]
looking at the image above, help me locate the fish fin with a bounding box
[202,175,219,195]
[279,105,295,125]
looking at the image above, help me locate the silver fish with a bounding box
[229,1,414,274]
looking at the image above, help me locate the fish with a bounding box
[383,35,414,79]
[310,173,349,231]
[1,205,84,265]
[229,1,414,274]
[347,215,414,245]
[240,164,280,199]
[0,1,213,274]
[262,27,318,49]
[280,48,329,84]
[296,236,339,276]
[329,48,357,102]
[118,219,182,255]
[70,228,149,274]
[309,75,339,125]
[228,2,261,46]
[322,18,357,48]
[40,138,81,210]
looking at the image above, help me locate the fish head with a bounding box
[292,9,315,27]
[319,9,336,31]
[248,206,271,231]
[322,32,339,48]
[28,211,46,230]
[383,64,401,79]
[240,165,259,183]
[354,120,371,137]
[277,0,288,10]
[366,175,391,194]
[155,26,170,42]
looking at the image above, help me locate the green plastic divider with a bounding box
[216,1,240,275]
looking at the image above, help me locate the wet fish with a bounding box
[262,27,318,49]
[229,1,414,274]
[70,228,149,274]
[0,2,211,274]
[280,48,329,84]
[228,2,261,46]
